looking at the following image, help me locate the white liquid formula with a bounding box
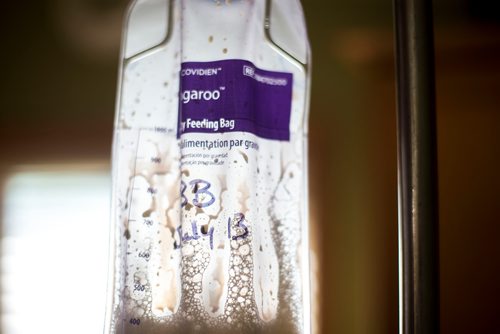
[105,1,311,333]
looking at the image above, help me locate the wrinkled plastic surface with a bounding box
[105,1,311,333]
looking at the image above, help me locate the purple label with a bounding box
[178,59,293,141]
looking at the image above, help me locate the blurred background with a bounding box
[0,0,499,333]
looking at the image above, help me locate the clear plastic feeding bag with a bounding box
[105,1,311,333]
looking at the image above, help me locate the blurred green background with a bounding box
[1,0,499,333]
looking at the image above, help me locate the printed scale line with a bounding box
[123,128,142,331]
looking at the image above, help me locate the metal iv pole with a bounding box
[393,0,439,333]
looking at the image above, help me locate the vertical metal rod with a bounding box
[393,0,439,333]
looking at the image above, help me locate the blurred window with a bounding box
[1,167,110,334]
